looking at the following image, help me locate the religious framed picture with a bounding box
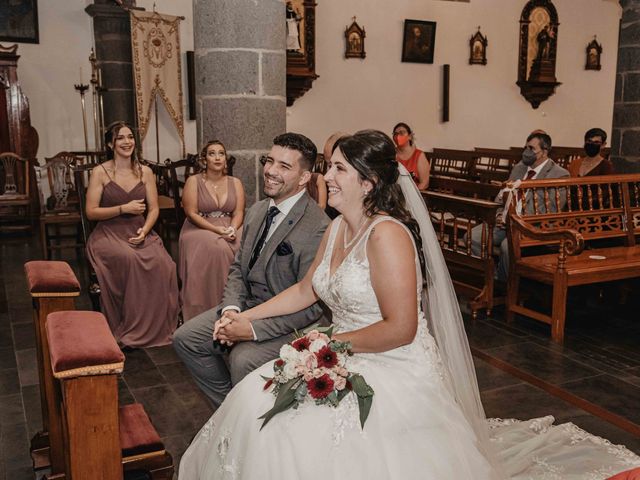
[469,27,487,65]
[0,0,39,44]
[345,17,366,59]
[585,36,602,71]
[401,19,436,64]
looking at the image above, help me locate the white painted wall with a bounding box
[287,0,622,152]
[8,0,197,160]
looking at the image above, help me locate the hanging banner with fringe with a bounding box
[130,10,185,156]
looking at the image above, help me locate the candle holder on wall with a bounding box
[516,0,561,109]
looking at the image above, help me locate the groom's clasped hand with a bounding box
[213,310,251,346]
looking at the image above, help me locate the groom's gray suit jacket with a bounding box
[220,192,330,342]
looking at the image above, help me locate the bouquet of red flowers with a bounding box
[260,327,374,430]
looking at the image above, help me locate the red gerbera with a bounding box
[275,359,284,368]
[307,374,335,399]
[292,336,311,351]
[315,345,338,368]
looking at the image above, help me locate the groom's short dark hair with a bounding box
[273,133,317,171]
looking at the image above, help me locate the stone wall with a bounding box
[612,0,640,172]
[194,0,286,204]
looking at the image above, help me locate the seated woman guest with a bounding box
[178,140,245,321]
[86,121,179,348]
[392,122,430,190]
[568,128,614,177]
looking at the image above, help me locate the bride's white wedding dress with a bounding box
[179,216,640,480]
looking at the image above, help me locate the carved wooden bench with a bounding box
[506,174,640,343]
[422,189,503,318]
[46,310,174,479]
[24,260,81,472]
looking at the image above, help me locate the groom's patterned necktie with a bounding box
[249,206,280,270]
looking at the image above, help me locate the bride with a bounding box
[179,130,640,479]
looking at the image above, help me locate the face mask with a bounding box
[522,148,537,166]
[394,134,410,148]
[584,142,601,157]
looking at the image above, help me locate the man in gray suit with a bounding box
[470,132,569,280]
[173,132,330,407]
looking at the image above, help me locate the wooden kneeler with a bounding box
[24,261,81,472]
[46,311,173,480]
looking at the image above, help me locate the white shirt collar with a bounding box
[268,188,307,217]
[527,158,551,179]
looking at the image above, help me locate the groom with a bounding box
[173,132,330,407]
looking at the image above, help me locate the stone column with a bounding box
[193,0,286,204]
[85,0,137,131]
[612,0,640,172]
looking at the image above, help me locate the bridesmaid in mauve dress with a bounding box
[178,140,245,321]
[86,121,179,348]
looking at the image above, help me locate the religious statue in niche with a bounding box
[345,17,366,59]
[469,27,487,65]
[286,1,303,52]
[585,36,602,71]
[516,0,561,109]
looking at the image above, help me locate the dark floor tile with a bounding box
[145,345,181,366]
[161,434,192,476]
[21,385,42,438]
[560,374,640,425]
[11,323,35,350]
[16,348,38,387]
[0,368,20,396]
[122,349,165,390]
[169,381,214,424]
[464,318,530,350]
[0,324,12,348]
[1,422,31,468]
[118,376,136,406]
[159,362,192,385]
[0,346,16,369]
[130,385,198,437]
[4,466,34,480]
[473,357,523,393]
[0,394,24,427]
[481,383,585,423]
[486,341,602,385]
[9,305,32,325]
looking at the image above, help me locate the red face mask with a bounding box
[394,134,410,148]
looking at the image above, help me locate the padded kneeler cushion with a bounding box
[607,468,640,480]
[119,403,165,457]
[47,311,124,378]
[25,261,80,296]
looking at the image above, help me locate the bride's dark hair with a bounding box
[336,129,427,287]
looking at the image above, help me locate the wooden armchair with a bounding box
[0,152,32,232]
[166,153,201,226]
[38,152,85,259]
[142,159,181,241]
[73,163,101,311]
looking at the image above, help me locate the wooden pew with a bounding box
[422,190,503,318]
[24,261,81,472]
[506,174,640,342]
[46,310,174,479]
[428,175,501,201]
[473,148,521,183]
[428,149,477,180]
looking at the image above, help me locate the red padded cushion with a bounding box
[119,403,164,457]
[24,261,80,295]
[46,311,124,377]
[607,468,640,480]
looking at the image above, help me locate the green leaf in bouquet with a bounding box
[336,386,351,402]
[258,378,300,430]
[294,381,308,403]
[349,374,375,429]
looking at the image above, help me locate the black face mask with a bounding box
[584,142,601,157]
[521,149,537,166]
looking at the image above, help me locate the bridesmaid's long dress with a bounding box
[178,176,241,321]
[87,180,179,348]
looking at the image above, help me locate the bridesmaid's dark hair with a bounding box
[199,140,231,174]
[336,129,427,287]
[104,121,143,178]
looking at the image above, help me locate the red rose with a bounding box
[292,336,311,351]
[263,378,273,391]
[275,359,285,367]
[307,374,335,399]
[315,345,338,369]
